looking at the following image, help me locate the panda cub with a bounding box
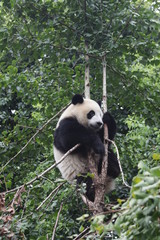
[54,94,120,201]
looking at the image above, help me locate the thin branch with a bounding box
[36,182,65,211]
[2,144,80,194]
[0,103,70,174]
[6,186,25,216]
[81,193,93,207]
[84,43,90,99]
[73,227,90,240]
[21,188,31,219]
[46,188,60,209]
[102,55,107,112]
[102,55,109,183]
[107,139,131,189]
[40,176,55,185]
[84,0,90,99]
[17,124,39,130]
[51,202,63,240]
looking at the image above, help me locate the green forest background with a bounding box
[0,0,160,239]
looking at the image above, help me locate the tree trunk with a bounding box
[84,42,90,99]
[82,56,109,215]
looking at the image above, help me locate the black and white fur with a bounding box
[54,94,120,201]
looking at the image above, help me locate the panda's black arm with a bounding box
[54,117,105,155]
[98,112,116,141]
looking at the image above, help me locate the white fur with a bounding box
[54,146,88,181]
[105,176,115,193]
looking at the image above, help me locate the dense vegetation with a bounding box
[0,0,160,239]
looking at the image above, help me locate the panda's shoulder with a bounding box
[59,117,78,126]
[57,117,83,132]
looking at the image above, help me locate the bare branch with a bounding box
[84,47,90,99]
[101,54,109,195]
[46,188,60,209]
[107,139,131,189]
[11,186,25,208]
[82,55,109,215]
[2,144,80,194]
[86,151,107,214]
[0,103,70,174]
[102,55,107,112]
[36,182,65,211]
[84,0,90,99]
[73,227,90,240]
[21,188,31,219]
[51,202,63,240]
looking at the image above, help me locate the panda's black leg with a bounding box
[102,112,117,141]
[85,177,95,202]
[76,175,95,202]
[107,149,120,178]
[97,149,120,179]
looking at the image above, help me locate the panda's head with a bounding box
[59,94,103,131]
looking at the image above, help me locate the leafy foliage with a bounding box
[119,115,160,183]
[115,161,160,240]
[0,0,160,239]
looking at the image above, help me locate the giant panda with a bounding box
[53,94,120,201]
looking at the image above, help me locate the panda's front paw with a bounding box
[92,141,105,155]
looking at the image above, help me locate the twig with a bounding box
[3,175,8,192]
[36,182,65,211]
[40,176,55,185]
[21,188,31,219]
[107,139,131,189]
[0,103,70,174]
[73,227,90,240]
[46,188,60,209]
[2,144,80,194]
[11,186,25,208]
[51,202,63,240]
[17,124,39,130]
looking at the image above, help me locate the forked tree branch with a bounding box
[82,55,109,214]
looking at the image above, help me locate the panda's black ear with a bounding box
[97,100,102,107]
[72,94,84,105]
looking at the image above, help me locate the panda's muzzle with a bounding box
[97,122,103,127]
[90,122,103,131]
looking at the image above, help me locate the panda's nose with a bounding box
[97,122,102,127]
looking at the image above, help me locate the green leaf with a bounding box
[152,153,160,161]
[150,167,160,177]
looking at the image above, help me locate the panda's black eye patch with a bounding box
[87,110,95,119]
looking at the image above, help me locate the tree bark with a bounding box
[84,0,90,99]
[82,55,109,215]
[84,42,90,99]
